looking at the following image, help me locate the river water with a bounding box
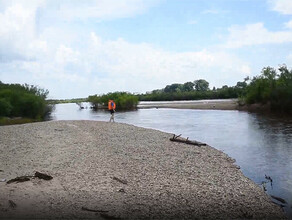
[51,102,292,217]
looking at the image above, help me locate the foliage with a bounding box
[139,79,246,101]
[0,117,38,126]
[88,92,138,110]
[194,79,209,91]
[0,98,12,116]
[0,82,51,119]
[245,65,292,113]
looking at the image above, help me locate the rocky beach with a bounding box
[0,121,286,219]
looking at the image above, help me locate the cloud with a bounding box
[55,45,80,64]
[201,9,228,15]
[287,53,292,65]
[0,3,47,62]
[0,0,250,98]
[285,20,292,29]
[87,33,250,92]
[188,20,197,25]
[3,31,250,98]
[0,0,161,63]
[224,22,292,48]
[269,0,292,15]
[55,0,161,21]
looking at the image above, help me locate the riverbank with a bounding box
[0,121,286,219]
[138,99,239,110]
[0,117,39,126]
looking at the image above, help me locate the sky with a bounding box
[0,0,292,99]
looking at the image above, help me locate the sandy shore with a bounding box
[0,121,286,219]
[138,99,239,110]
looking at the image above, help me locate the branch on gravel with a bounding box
[170,134,206,147]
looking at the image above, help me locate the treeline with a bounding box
[245,65,292,113]
[88,92,138,110]
[138,64,292,114]
[0,82,52,120]
[139,79,247,101]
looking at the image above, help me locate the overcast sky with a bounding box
[1,0,292,99]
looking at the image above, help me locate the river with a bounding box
[51,102,292,217]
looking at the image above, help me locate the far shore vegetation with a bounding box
[87,64,291,114]
[1,64,291,126]
[88,92,139,110]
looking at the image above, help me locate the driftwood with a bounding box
[81,206,108,213]
[112,177,128,185]
[9,200,17,209]
[7,176,32,184]
[272,201,285,208]
[271,195,287,204]
[170,134,206,147]
[34,171,53,180]
[82,206,122,220]
[7,171,53,184]
[100,213,122,220]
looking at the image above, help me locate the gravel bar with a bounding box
[0,120,286,219]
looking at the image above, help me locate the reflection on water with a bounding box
[51,103,292,217]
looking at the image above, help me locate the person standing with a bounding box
[108,100,116,122]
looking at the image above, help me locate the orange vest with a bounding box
[108,100,116,110]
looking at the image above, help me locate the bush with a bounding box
[244,65,292,113]
[88,92,138,110]
[0,98,12,116]
[0,82,50,119]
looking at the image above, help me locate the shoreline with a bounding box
[138,99,239,110]
[0,121,286,219]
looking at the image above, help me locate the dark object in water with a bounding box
[34,171,53,180]
[81,206,108,213]
[265,174,273,182]
[0,169,3,172]
[9,200,17,208]
[7,176,31,184]
[170,134,207,146]
[272,201,285,208]
[261,181,267,191]
[112,176,128,185]
[271,195,287,204]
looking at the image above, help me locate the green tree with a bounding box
[164,83,182,93]
[182,82,194,92]
[0,98,12,116]
[194,79,209,91]
[244,65,292,113]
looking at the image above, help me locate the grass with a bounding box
[0,117,40,126]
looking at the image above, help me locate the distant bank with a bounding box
[138,99,239,110]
